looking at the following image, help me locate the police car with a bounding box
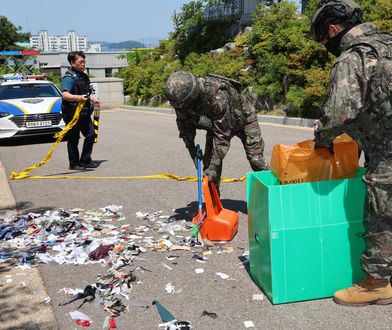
[0,74,64,139]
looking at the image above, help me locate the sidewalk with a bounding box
[120,105,315,128]
[0,161,58,330]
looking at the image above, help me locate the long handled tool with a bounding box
[192,145,206,236]
[191,144,238,241]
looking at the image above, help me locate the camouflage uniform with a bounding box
[315,22,392,279]
[175,75,268,185]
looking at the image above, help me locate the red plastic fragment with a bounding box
[76,319,90,327]
[108,317,117,329]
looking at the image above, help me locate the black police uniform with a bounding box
[61,68,95,168]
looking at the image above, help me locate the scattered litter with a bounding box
[222,246,234,254]
[58,287,84,296]
[76,319,91,327]
[0,206,233,323]
[244,320,255,328]
[153,300,192,329]
[253,293,264,301]
[201,310,218,319]
[162,263,173,271]
[16,263,31,270]
[89,245,113,260]
[101,205,122,214]
[166,255,179,261]
[171,245,190,251]
[215,272,230,280]
[152,300,176,323]
[103,316,117,329]
[160,320,192,329]
[59,285,96,307]
[69,310,91,322]
[44,296,51,304]
[165,282,175,294]
[192,253,207,263]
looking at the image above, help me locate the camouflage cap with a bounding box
[311,0,363,42]
[165,71,202,109]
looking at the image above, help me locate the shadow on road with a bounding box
[0,262,57,330]
[174,199,247,221]
[0,202,33,215]
[0,135,62,147]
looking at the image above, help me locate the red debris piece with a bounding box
[88,245,112,260]
[108,317,117,329]
[76,319,90,327]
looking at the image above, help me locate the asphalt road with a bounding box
[1,109,390,330]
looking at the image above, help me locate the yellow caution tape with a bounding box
[13,173,246,182]
[10,99,246,183]
[10,100,86,180]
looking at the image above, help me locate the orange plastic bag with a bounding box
[270,134,359,184]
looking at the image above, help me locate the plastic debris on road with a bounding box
[153,300,192,329]
[201,310,218,319]
[215,272,230,280]
[0,206,240,327]
[244,320,255,328]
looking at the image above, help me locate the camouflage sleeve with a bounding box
[210,88,232,166]
[175,109,196,149]
[315,49,369,146]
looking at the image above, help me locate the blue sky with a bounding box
[3,0,302,43]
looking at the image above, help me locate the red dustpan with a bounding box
[199,176,239,241]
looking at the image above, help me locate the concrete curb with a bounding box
[0,161,17,217]
[120,105,315,128]
[0,161,59,329]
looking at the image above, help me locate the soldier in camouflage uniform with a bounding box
[312,0,392,306]
[165,71,268,189]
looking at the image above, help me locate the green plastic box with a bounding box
[247,169,366,304]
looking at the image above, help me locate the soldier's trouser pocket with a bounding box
[361,180,392,279]
[244,123,264,149]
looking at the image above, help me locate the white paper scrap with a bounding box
[195,268,204,274]
[215,272,230,280]
[253,293,264,301]
[244,320,255,328]
[162,263,173,271]
[165,282,175,294]
[69,310,91,321]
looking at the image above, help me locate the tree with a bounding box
[0,16,30,50]
[170,0,235,61]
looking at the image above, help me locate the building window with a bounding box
[105,68,113,78]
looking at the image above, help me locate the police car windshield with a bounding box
[0,83,61,100]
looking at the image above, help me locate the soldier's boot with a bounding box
[333,275,392,307]
[250,158,269,171]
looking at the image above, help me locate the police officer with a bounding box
[165,71,268,190]
[312,0,392,306]
[62,51,101,170]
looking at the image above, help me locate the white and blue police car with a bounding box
[0,74,64,139]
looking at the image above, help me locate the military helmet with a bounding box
[311,0,363,42]
[165,71,201,109]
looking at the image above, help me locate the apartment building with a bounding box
[30,30,88,52]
